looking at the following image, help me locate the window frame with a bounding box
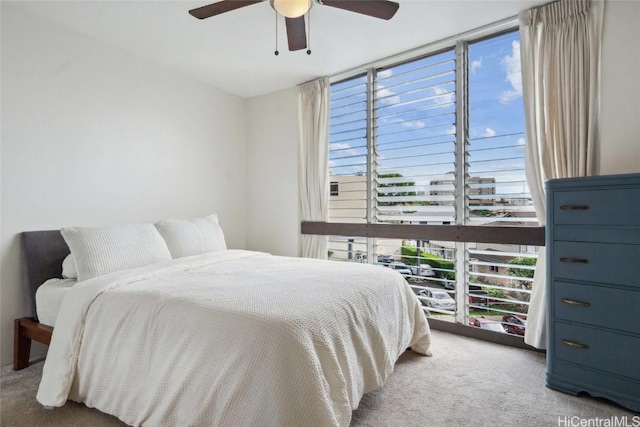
[318,20,543,330]
[329,25,527,230]
[330,24,526,226]
[330,18,519,88]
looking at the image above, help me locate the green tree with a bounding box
[470,209,495,217]
[401,246,455,281]
[506,257,537,290]
[377,173,416,206]
[377,172,430,207]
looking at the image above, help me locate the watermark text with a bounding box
[558,416,640,427]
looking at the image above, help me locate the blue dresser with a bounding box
[546,173,640,412]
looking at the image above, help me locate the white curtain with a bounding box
[520,0,604,349]
[298,77,330,259]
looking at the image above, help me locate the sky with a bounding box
[328,30,533,220]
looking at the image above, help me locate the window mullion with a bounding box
[454,40,469,324]
[367,68,376,263]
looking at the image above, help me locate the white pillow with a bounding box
[155,214,227,259]
[61,254,77,279]
[61,223,172,282]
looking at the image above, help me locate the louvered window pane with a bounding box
[329,75,368,225]
[464,31,537,333]
[375,50,457,225]
[327,236,368,262]
[467,31,537,226]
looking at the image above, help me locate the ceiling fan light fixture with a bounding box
[272,0,312,18]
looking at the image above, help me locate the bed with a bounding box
[15,220,432,427]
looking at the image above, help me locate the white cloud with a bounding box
[499,40,523,103]
[481,128,496,138]
[433,85,455,106]
[378,69,393,79]
[517,137,526,146]
[329,142,360,157]
[377,85,400,106]
[470,58,483,74]
[401,120,426,129]
[377,116,425,130]
[329,142,352,151]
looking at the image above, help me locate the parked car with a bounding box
[377,255,394,264]
[468,284,495,307]
[469,317,506,333]
[442,279,456,290]
[386,262,412,275]
[502,314,527,336]
[418,289,456,311]
[410,264,435,277]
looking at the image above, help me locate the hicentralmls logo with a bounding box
[558,416,640,427]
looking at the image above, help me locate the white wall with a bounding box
[245,88,300,257]
[599,0,640,174]
[0,6,247,364]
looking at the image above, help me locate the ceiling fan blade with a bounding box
[320,0,399,20]
[285,17,307,51]
[189,0,263,19]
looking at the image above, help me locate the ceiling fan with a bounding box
[189,0,400,53]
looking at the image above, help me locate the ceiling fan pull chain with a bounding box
[306,10,311,55]
[274,10,279,56]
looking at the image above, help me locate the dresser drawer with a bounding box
[549,360,640,402]
[553,188,640,226]
[553,241,640,287]
[554,322,640,380]
[554,225,640,245]
[553,281,640,334]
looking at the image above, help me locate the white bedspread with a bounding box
[37,250,431,426]
[35,278,76,327]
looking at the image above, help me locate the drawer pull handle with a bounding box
[561,339,589,350]
[560,205,590,210]
[559,257,589,263]
[561,298,590,307]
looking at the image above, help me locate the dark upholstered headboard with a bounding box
[21,230,69,318]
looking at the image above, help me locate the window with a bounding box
[330,182,339,196]
[327,28,538,332]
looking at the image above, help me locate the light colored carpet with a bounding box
[1,330,635,426]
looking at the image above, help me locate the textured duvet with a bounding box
[37,250,431,426]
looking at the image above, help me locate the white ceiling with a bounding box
[8,0,548,98]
